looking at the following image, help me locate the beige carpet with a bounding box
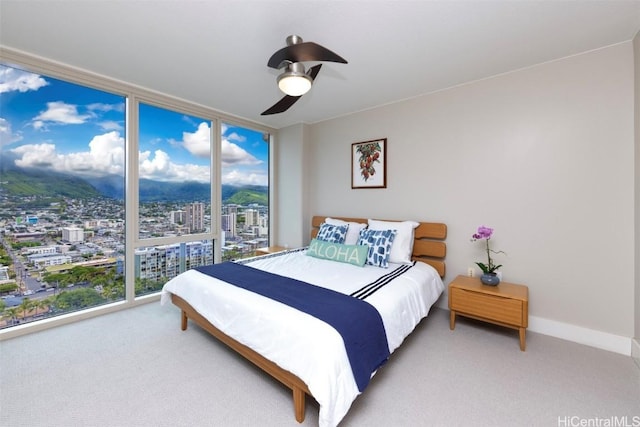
[1,302,639,427]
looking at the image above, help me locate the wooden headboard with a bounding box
[311,216,447,277]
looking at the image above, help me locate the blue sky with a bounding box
[0,64,269,186]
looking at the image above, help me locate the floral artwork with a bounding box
[356,142,381,181]
[352,138,386,188]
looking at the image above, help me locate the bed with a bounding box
[160,216,447,426]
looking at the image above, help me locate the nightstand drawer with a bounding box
[450,287,524,326]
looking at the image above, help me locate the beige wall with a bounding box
[274,123,311,249]
[279,42,636,349]
[634,30,640,362]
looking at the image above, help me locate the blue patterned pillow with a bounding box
[316,223,349,244]
[357,228,398,268]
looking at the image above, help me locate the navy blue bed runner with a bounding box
[195,261,390,392]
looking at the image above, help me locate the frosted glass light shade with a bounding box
[277,62,312,96]
[277,74,312,96]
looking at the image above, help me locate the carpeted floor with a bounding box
[1,302,639,427]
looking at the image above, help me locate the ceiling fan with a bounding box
[261,35,348,116]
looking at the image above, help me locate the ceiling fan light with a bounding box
[277,64,312,96]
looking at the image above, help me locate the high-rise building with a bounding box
[258,216,268,237]
[186,203,205,233]
[244,208,258,227]
[221,212,237,237]
[134,241,213,282]
[170,210,186,224]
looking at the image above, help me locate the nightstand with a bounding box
[255,246,287,255]
[448,275,529,351]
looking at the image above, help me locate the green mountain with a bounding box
[0,168,101,198]
[138,178,210,202]
[0,165,268,205]
[224,188,268,205]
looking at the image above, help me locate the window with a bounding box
[220,123,270,261]
[137,103,212,239]
[135,102,214,296]
[0,57,274,333]
[0,64,126,325]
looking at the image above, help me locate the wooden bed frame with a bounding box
[170,216,446,423]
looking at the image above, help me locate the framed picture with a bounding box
[352,138,387,189]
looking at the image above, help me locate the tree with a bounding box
[3,307,20,326]
[135,277,164,296]
[33,298,49,316]
[53,288,106,311]
[69,266,96,283]
[96,268,124,300]
[0,283,19,295]
[19,297,34,320]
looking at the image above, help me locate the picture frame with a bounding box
[351,138,387,189]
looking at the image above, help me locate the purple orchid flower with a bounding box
[471,225,504,274]
[472,225,493,240]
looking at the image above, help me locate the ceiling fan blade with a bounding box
[261,95,302,115]
[307,63,322,80]
[260,64,324,115]
[268,42,348,69]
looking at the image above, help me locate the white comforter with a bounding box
[160,249,444,427]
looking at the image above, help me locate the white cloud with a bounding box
[98,120,123,131]
[9,130,211,182]
[11,143,59,168]
[0,117,23,147]
[75,131,125,175]
[8,125,263,186]
[139,149,210,183]
[226,132,246,143]
[222,137,262,167]
[139,149,171,177]
[222,169,268,186]
[87,102,124,113]
[180,122,210,158]
[33,101,92,126]
[10,131,125,177]
[0,67,48,94]
[179,122,262,167]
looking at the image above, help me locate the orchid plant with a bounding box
[471,225,505,274]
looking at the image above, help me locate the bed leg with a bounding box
[181,310,188,331]
[293,387,306,423]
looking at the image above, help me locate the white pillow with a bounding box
[367,219,419,264]
[325,217,367,245]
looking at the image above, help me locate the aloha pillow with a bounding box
[325,217,367,245]
[357,228,397,268]
[316,223,349,244]
[306,239,368,267]
[368,219,419,264]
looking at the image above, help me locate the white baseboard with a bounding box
[632,338,640,369]
[438,298,633,356]
[528,315,631,356]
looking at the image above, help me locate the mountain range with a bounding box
[0,164,267,205]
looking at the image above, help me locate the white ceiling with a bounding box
[1,1,639,130]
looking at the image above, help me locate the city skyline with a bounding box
[0,65,271,330]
